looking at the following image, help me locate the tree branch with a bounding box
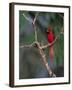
[33,12,39,25]
[33,13,39,42]
[41,28,64,49]
[20,42,36,48]
[23,12,39,42]
[20,28,63,77]
[21,12,61,77]
[23,13,33,23]
[58,13,64,19]
[20,41,56,77]
[36,42,56,77]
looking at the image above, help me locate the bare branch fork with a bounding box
[21,13,64,77]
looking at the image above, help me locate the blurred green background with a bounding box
[19,11,64,79]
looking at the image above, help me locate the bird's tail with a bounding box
[49,45,54,61]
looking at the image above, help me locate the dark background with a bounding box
[19,11,64,79]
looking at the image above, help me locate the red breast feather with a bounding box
[47,32,54,43]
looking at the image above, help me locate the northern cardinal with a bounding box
[46,26,55,61]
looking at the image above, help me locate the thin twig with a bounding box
[23,12,39,42]
[23,13,33,23]
[34,26,38,41]
[60,28,64,34]
[20,42,36,48]
[33,13,39,42]
[33,12,39,25]
[20,28,63,49]
[41,28,64,49]
[58,13,64,19]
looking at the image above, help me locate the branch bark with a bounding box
[33,13,39,42]
[35,42,56,77]
[41,30,64,49]
[23,13,33,23]
[20,41,56,77]
[20,42,36,48]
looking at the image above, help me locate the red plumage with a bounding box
[47,27,54,43]
[47,26,54,61]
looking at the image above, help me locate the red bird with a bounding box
[47,26,55,61]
